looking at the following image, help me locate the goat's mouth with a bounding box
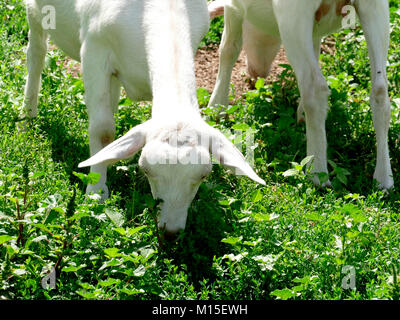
[158,219,186,235]
[157,219,184,242]
[162,229,180,242]
[157,205,190,236]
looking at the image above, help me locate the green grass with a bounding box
[1,0,400,300]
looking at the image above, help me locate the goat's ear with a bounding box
[78,122,150,168]
[208,127,266,185]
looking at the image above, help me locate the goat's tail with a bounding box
[208,0,226,19]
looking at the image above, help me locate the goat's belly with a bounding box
[48,31,81,62]
[118,73,153,102]
[313,0,350,37]
[110,49,152,101]
[314,17,342,38]
[313,9,343,37]
[33,0,82,60]
[243,0,348,40]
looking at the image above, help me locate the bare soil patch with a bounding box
[195,45,289,99]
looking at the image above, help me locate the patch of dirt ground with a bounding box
[195,45,289,100]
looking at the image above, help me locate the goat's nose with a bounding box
[163,230,179,242]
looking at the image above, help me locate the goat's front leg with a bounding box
[24,19,48,119]
[273,0,330,185]
[208,4,244,107]
[81,41,116,199]
[355,0,393,189]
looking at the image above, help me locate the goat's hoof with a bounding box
[320,180,332,188]
[310,173,331,188]
[16,116,33,133]
[297,116,305,124]
[374,174,394,191]
[16,120,28,133]
[86,185,109,202]
[297,108,305,124]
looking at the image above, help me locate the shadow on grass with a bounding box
[36,114,89,187]
[157,175,234,288]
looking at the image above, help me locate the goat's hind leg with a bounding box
[355,0,393,189]
[208,4,244,107]
[24,13,48,118]
[273,0,330,185]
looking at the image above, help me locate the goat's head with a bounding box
[79,119,265,235]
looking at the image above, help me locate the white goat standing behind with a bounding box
[209,0,393,189]
[24,0,265,235]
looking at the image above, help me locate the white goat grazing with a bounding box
[24,0,265,235]
[208,0,393,189]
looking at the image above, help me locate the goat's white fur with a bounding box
[209,0,393,189]
[24,0,265,234]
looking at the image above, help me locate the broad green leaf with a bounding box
[292,285,305,293]
[63,264,86,272]
[300,155,314,167]
[69,211,90,221]
[105,208,125,227]
[232,123,250,130]
[253,254,279,271]
[328,160,337,168]
[221,236,242,245]
[104,248,121,258]
[31,223,52,234]
[98,278,120,287]
[13,269,27,276]
[222,252,248,262]
[73,172,101,185]
[293,276,311,285]
[128,226,146,236]
[251,189,263,203]
[337,172,348,185]
[0,235,14,245]
[99,258,122,271]
[271,288,297,300]
[317,172,330,184]
[31,235,48,243]
[0,211,11,220]
[306,212,323,221]
[225,105,239,114]
[120,288,145,296]
[32,171,45,179]
[44,208,62,224]
[113,228,126,236]
[140,248,156,261]
[253,213,268,222]
[282,168,299,177]
[77,290,97,299]
[255,78,265,90]
[133,265,146,277]
[350,213,367,223]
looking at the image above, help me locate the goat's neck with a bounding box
[144,0,200,120]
